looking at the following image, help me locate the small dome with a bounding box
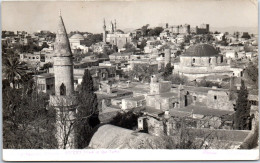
[183,44,219,57]
[115,29,124,34]
[70,33,84,40]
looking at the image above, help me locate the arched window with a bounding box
[209,58,211,63]
[60,83,66,96]
[193,58,195,63]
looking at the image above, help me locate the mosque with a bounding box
[173,44,242,80]
[103,19,132,50]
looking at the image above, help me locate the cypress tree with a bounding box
[234,80,251,130]
[76,69,100,148]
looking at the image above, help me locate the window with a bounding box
[47,85,51,90]
[193,96,197,101]
[60,83,66,96]
[74,80,78,84]
[38,84,45,91]
[214,95,217,100]
[209,58,211,63]
[193,58,195,63]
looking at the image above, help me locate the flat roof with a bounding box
[175,104,235,117]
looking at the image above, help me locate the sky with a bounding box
[2,0,258,34]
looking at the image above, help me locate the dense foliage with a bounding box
[128,64,157,83]
[3,83,56,148]
[234,80,251,130]
[75,69,100,148]
[109,111,140,130]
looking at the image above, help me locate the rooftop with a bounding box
[182,44,219,57]
[175,103,235,117]
[88,124,166,149]
[69,33,84,40]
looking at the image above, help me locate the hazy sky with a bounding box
[2,0,258,33]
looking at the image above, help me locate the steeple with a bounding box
[54,12,72,57]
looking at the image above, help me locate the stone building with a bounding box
[69,33,89,54]
[190,24,210,34]
[174,44,242,80]
[103,19,132,50]
[49,13,77,149]
[171,24,191,34]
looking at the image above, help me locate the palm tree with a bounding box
[3,56,27,88]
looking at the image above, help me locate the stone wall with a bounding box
[150,81,171,94]
[207,90,234,111]
[180,56,223,67]
[147,117,165,136]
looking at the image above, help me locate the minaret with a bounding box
[110,21,114,33]
[114,19,117,31]
[50,11,76,149]
[103,18,107,43]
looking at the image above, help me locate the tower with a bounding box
[110,21,114,33]
[50,12,77,149]
[103,18,107,43]
[114,19,117,31]
[164,49,171,67]
[178,84,185,108]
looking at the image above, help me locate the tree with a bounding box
[109,111,141,130]
[3,83,57,149]
[3,56,28,88]
[75,69,100,148]
[84,33,103,47]
[165,74,187,85]
[148,27,164,36]
[162,63,173,78]
[141,24,150,36]
[234,80,251,130]
[41,42,49,50]
[128,64,156,83]
[138,39,147,51]
[244,61,258,88]
[42,62,53,72]
[123,43,136,53]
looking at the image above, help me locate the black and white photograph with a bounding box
[1,0,259,161]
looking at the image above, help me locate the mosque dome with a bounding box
[183,44,219,57]
[70,33,84,40]
[115,29,124,34]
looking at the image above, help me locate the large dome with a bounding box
[183,44,219,57]
[70,33,84,40]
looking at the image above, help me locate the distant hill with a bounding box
[211,26,258,35]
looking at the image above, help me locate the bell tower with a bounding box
[50,11,77,149]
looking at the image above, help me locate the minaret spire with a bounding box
[103,18,107,43]
[114,19,117,31]
[50,13,76,149]
[54,11,72,57]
